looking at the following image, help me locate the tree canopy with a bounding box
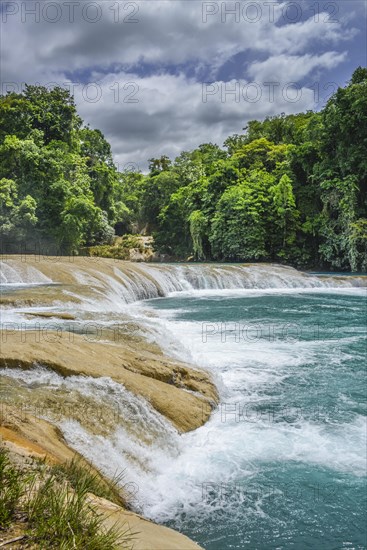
[1,69,366,270]
[141,68,367,271]
[0,85,127,252]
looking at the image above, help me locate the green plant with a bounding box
[0,446,28,528]
[86,233,146,260]
[0,447,135,548]
[51,456,126,507]
[26,474,133,549]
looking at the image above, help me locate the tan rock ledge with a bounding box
[90,494,203,550]
[0,406,203,550]
[0,329,218,433]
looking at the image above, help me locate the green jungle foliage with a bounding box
[1,68,366,270]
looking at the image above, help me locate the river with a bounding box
[1,260,366,549]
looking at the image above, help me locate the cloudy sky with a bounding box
[1,0,366,170]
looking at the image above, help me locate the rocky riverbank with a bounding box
[0,256,219,549]
[0,407,205,549]
[2,255,365,548]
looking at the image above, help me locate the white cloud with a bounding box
[73,72,318,170]
[247,51,348,83]
[0,0,360,169]
[1,1,353,81]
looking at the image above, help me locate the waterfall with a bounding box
[0,259,366,306]
[0,365,180,509]
[0,260,52,285]
[1,257,366,542]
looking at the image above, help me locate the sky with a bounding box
[1,0,366,171]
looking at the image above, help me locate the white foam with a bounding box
[121,293,367,522]
[0,261,52,285]
[1,260,366,528]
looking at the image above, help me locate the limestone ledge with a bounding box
[0,256,218,548]
[0,329,218,433]
[0,405,203,550]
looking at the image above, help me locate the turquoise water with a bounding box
[1,262,366,549]
[144,289,367,550]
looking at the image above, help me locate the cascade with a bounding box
[1,260,365,307]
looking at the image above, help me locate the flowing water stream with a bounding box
[0,261,366,549]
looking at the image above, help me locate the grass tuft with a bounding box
[51,456,126,507]
[0,445,135,548]
[0,447,28,529]
[26,474,132,549]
